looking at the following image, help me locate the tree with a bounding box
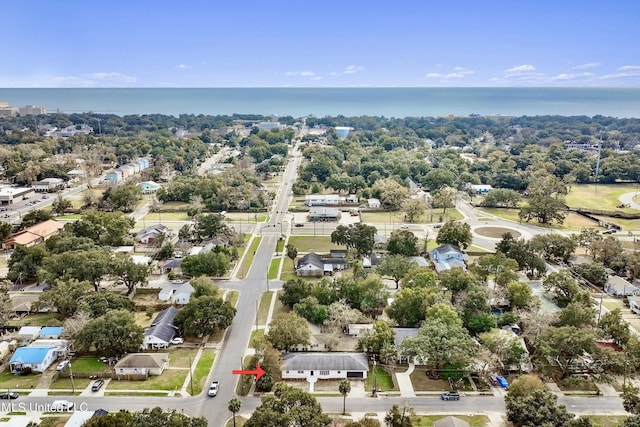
[572,263,608,288]
[590,237,626,272]
[228,398,242,427]
[19,209,53,229]
[621,416,640,427]
[193,213,231,241]
[403,198,426,223]
[68,211,134,246]
[285,243,298,268]
[599,308,631,345]
[339,379,351,415]
[373,178,410,209]
[8,244,48,282]
[519,172,568,225]
[331,223,377,257]
[435,220,472,249]
[470,252,519,284]
[505,384,574,427]
[40,248,112,291]
[81,290,136,318]
[376,255,416,289]
[110,254,150,295]
[0,281,13,326]
[386,287,438,327]
[529,233,577,262]
[479,188,521,208]
[384,404,414,427]
[34,279,92,318]
[399,316,476,369]
[504,374,545,398]
[51,196,72,215]
[83,407,207,427]
[190,276,219,299]
[76,309,144,357]
[386,230,419,256]
[431,187,456,213]
[542,271,581,307]
[181,251,230,277]
[266,312,311,351]
[623,385,640,414]
[557,299,597,328]
[507,281,534,308]
[535,326,597,378]
[245,382,330,427]
[294,296,328,324]
[323,300,370,333]
[173,295,236,336]
[357,321,396,355]
[280,278,313,308]
[101,184,141,212]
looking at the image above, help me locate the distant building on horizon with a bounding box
[335,127,352,139]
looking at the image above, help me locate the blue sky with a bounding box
[2,1,639,87]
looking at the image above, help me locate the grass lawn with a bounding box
[268,258,281,280]
[134,311,158,328]
[249,329,265,348]
[47,391,82,396]
[0,372,40,389]
[271,291,290,318]
[477,208,604,231]
[69,357,113,374]
[49,378,91,390]
[257,291,274,324]
[226,290,239,307]
[108,369,188,391]
[412,415,489,427]
[168,348,200,368]
[141,211,190,221]
[225,415,248,427]
[602,301,624,311]
[105,391,169,396]
[409,368,470,392]
[36,417,70,427]
[586,415,630,427]
[7,312,62,327]
[566,184,640,212]
[191,350,216,395]
[365,366,396,392]
[237,237,262,279]
[362,208,463,224]
[288,236,341,253]
[592,215,640,231]
[276,239,285,253]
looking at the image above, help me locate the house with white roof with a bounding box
[282,352,369,381]
[429,244,468,273]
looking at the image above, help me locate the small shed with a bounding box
[17,326,42,343]
[39,327,64,339]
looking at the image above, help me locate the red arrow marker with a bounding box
[232,363,266,381]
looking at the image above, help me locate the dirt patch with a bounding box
[474,226,521,239]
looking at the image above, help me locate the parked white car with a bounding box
[171,337,184,344]
[51,400,74,411]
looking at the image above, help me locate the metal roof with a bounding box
[282,352,368,372]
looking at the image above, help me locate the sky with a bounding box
[2,1,640,88]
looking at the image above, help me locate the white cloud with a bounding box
[52,76,96,87]
[311,76,322,81]
[551,73,576,80]
[86,72,137,83]
[444,73,465,79]
[343,65,364,74]
[426,72,442,78]
[618,65,640,71]
[506,64,536,73]
[177,64,189,69]
[285,70,316,77]
[573,62,601,70]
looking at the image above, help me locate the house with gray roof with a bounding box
[429,244,468,273]
[394,327,419,364]
[296,252,325,277]
[282,352,368,381]
[606,276,640,296]
[114,353,169,378]
[434,417,470,427]
[142,307,179,350]
[135,224,169,245]
[307,207,341,222]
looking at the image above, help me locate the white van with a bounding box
[51,400,74,411]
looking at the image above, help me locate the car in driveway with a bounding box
[440,391,460,401]
[91,379,105,391]
[496,376,509,388]
[0,392,19,399]
[208,381,219,397]
[56,360,70,371]
[170,337,184,344]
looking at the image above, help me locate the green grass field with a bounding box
[566,184,640,212]
[365,366,395,391]
[268,258,281,280]
[257,292,273,324]
[249,329,265,348]
[237,237,262,279]
[49,378,91,390]
[0,372,40,389]
[68,357,114,374]
[477,208,604,231]
[191,350,216,395]
[167,349,200,368]
[287,236,342,253]
[412,415,489,427]
[108,369,188,391]
[225,290,239,307]
[362,208,463,224]
[141,211,190,221]
[7,312,61,327]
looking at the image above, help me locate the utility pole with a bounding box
[68,362,75,393]
[188,356,194,396]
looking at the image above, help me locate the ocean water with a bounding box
[0,87,639,118]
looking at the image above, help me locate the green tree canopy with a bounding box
[76,309,144,357]
[174,295,236,337]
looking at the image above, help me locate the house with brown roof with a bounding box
[3,220,64,250]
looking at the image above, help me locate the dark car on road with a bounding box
[91,379,105,391]
[0,392,19,399]
[441,391,460,401]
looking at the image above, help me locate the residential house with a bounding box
[160,258,182,275]
[114,353,169,378]
[606,276,640,296]
[39,327,64,339]
[296,252,324,277]
[139,181,161,194]
[105,169,123,184]
[346,194,359,203]
[347,324,374,337]
[158,281,194,305]
[394,328,419,364]
[142,307,179,350]
[363,253,384,268]
[135,224,169,245]
[629,296,640,314]
[307,207,341,222]
[408,256,429,268]
[281,352,369,381]
[17,326,42,343]
[367,198,381,208]
[64,411,96,427]
[470,184,492,194]
[434,417,471,427]
[67,169,86,181]
[429,244,468,273]
[120,164,134,178]
[304,194,341,207]
[9,346,57,373]
[29,339,71,359]
[373,234,387,249]
[3,219,65,250]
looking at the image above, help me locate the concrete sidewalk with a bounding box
[394,363,416,397]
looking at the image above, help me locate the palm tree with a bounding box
[228,397,242,427]
[339,379,351,415]
[286,243,298,268]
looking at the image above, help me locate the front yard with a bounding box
[107,369,188,391]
